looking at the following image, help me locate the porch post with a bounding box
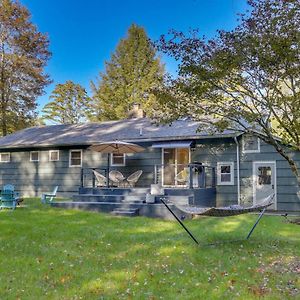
[92,168,96,188]
[189,165,193,189]
[107,153,110,188]
[154,165,158,184]
[202,166,206,188]
[212,167,216,187]
[80,168,84,188]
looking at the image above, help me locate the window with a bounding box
[0,153,10,162]
[258,166,272,185]
[111,153,125,166]
[30,151,39,162]
[69,150,82,167]
[49,150,59,161]
[242,135,260,153]
[217,162,234,185]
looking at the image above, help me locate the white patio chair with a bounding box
[109,170,126,187]
[93,170,107,187]
[41,186,58,204]
[127,170,143,187]
[175,169,189,185]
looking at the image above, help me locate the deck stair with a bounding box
[72,187,150,203]
[111,208,139,217]
[50,186,216,219]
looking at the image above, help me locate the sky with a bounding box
[21,0,249,113]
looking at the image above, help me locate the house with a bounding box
[0,117,299,213]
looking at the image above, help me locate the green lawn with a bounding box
[0,199,299,300]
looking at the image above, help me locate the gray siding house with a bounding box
[0,118,299,212]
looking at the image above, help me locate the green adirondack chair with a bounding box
[0,190,17,210]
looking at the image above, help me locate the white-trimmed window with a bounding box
[217,162,234,185]
[30,151,39,162]
[0,152,10,163]
[49,150,59,161]
[69,150,82,167]
[242,135,260,153]
[111,153,126,166]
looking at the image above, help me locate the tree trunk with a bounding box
[0,89,7,136]
[272,141,300,186]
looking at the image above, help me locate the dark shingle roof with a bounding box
[0,118,239,149]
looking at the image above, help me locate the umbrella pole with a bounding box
[107,153,110,188]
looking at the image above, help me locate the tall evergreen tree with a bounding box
[0,0,51,136]
[91,24,164,120]
[42,81,92,124]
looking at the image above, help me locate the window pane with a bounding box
[112,154,124,165]
[244,136,259,151]
[221,173,231,182]
[70,151,81,166]
[163,149,176,186]
[71,158,81,165]
[50,151,59,161]
[221,165,231,174]
[1,153,10,162]
[72,152,81,159]
[31,152,39,161]
[217,162,233,185]
[258,167,271,185]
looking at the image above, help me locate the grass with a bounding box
[0,199,299,300]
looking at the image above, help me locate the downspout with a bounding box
[234,137,241,204]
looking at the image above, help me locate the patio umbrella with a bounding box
[89,141,145,154]
[88,141,145,187]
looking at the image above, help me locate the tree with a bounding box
[156,0,300,185]
[42,81,92,124]
[0,0,51,136]
[91,24,164,120]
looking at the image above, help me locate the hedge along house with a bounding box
[0,117,299,213]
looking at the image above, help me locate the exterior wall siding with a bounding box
[0,143,161,198]
[192,138,238,207]
[192,137,300,211]
[239,141,300,211]
[0,137,299,211]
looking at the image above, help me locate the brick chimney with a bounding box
[128,103,145,119]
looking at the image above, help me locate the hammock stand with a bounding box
[160,194,274,245]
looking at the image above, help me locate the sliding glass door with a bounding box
[162,148,190,187]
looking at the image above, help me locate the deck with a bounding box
[51,187,216,219]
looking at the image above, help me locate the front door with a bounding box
[253,161,276,209]
[162,148,190,187]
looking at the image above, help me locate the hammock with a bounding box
[171,194,274,217]
[160,194,274,245]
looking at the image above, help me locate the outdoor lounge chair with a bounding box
[2,184,21,205]
[175,169,189,184]
[109,170,126,187]
[93,170,107,187]
[160,194,275,245]
[126,170,143,187]
[0,190,17,210]
[41,186,58,204]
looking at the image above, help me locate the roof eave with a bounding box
[0,133,242,150]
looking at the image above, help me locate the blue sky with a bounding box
[22,0,249,113]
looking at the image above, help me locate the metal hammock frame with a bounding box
[160,194,274,245]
